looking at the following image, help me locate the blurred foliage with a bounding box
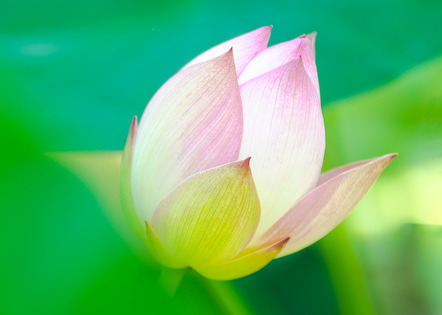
[1,0,441,314]
[1,0,441,150]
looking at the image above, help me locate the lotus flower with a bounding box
[120,26,396,280]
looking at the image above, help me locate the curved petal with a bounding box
[298,34,319,96]
[151,159,261,268]
[196,237,289,281]
[260,154,397,257]
[120,116,145,238]
[183,26,272,76]
[132,50,243,223]
[239,57,325,239]
[238,36,303,85]
[239,35,319,96]
[306,32,317,58]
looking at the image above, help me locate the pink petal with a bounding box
[306,32,317,58]
[239,57,325,239]
[238,37,303,84]
[298,34,319,96]
[239,35,319,96]
[260,154,397,257]
[132,50,243,223]
[183,26,272,76]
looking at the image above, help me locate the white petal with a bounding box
[239,57,325,239]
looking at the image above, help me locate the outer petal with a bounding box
[260,154,397,257]
[196,237,289,281]
[238,36,303,85]
[239,35,319,95]
[144,222,186,269]
[239,57,325,239]
[132,50,243,223]
[120,116,144,238]
[298,34,319,96]
[306,32,317,58]
[183,26,272,76]
[151,159,261,268]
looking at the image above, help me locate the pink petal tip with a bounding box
[130,116,138,132]
[240,157,252,169]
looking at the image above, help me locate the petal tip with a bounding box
[258,25,273,33]
[219,47,235,62]
[307,31,317,41]
[239,157,252,178]
[384,153,398,166]
[257,25,273,41]
[278,237,290,249]
[240,157,252,169]
[130,115,138,133]
[124,115,138,153]
[382,153,398,165]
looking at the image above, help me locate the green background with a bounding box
[1,0,441,314]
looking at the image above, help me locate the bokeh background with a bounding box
[1,0,441,314]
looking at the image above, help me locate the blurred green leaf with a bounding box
[1,0,441,150]
[323,55,442,229]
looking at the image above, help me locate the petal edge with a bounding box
[196,237,289,280]
[260,153,397,257]
[183,26,272,76]
[145,222,186,269]
[120,116,144,238]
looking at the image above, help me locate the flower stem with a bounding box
[157,267,187,296]
[319,225,375,315]
[200,277,253,315]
